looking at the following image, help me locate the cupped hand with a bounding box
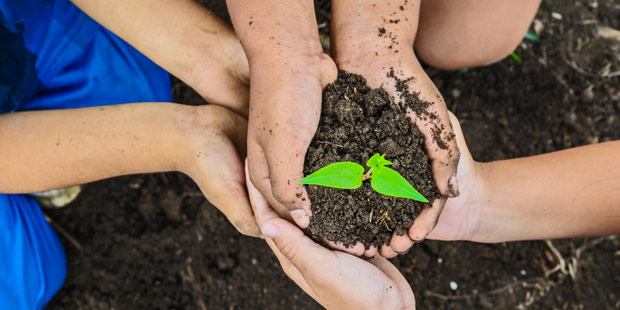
[427,112,484,242]
[246,164,416,310]
[180,105,260,237]
[331,1,460,256]
[246,54,337,229]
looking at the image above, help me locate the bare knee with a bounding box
[414,32,521,70]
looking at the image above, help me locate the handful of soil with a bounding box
[304,70,440,247]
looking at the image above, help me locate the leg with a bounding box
[415,0,541,70]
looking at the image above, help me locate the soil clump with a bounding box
[305,70,440,247]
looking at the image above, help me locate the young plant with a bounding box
[299,153,428,202]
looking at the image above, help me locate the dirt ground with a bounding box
[48,0,619,309]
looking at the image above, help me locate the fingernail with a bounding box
[447,174,460,198]
[261,222,280,239]
[395,248,411,255]
[290,209,310,228]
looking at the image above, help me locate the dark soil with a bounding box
[48,0,619,309]
[305,70,439,247]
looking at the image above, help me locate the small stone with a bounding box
[450,281,458,290]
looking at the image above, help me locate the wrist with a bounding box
[174,105,246,178]
[462,161,498,242]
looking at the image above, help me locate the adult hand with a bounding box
[331,0,460,257]
[246,165,416,310]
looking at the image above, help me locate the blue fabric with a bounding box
[0,195,67,309]
[1,0,172,308]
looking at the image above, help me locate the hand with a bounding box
[180,105,260,237]
[428,112,484,242]
[246,165,416,310]
[332,1,460,257]
[246,54,337,228]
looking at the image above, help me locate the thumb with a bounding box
[261,218,333,271]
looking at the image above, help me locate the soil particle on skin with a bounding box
[391,68,455,149]
[304,70,440,247]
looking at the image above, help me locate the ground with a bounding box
[48,0,619,309]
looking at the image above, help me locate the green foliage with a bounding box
[299,153,428,202]
[299,162,364,189]
[371,167,429,202]
[366,153,392,168]
[510,52,523,64]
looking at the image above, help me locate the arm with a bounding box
[246,166,415,310]
[70,0,250,116]
[478,141,620,241]
[331,0,459,256]
[0,103,260,236]
[226,0,337,227]
[428,113,620,242]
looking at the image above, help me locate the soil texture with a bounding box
[48,0,619,309]
[305,70,439,247]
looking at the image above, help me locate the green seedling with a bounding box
[510,51,523,64]
[299,153,428,202]
[524,30,540,42]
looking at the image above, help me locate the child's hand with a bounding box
[427,112,484,242]
[332,1,459,257]
[246,165,416,310]
[179,105,260,237]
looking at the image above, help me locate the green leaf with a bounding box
[299,162,364,189]
[366,153,392,169]
[370,167,429,202]
[510,52,523,64]
[524,31,540,42]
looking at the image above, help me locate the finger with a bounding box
[380,244,398,259]
[318,53,338,88]
[368,256,417,309]
[408,197,446,242]
[324,239,366,256]
[363,245,379,258]
[407,103,460,198]
[261,217,337,276]
[447,111,473,163]
[200,140,260,237]
[247,141,292,221]
[389,233,414,254]
[264,237,318,300]
[245,159,279,227]
[262,132,314,227]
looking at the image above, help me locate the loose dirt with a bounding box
[305,70,439,247]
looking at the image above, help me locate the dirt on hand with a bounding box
[305,70,440,248]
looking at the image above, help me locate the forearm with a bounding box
[474,141,620,242]
[70,0,249,113]
[226,0,324,75]
[0,103,193,193]
[332,0,419,60]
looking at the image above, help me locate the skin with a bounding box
[70,0,250,116]
[246,164,416,310]
[0,103,260,237]
[416,0,542,69]
[331,0,460,257]
[252,112,620,309]
[431,118,620,242]
[226,0,337,229]
[4,0,258,236]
